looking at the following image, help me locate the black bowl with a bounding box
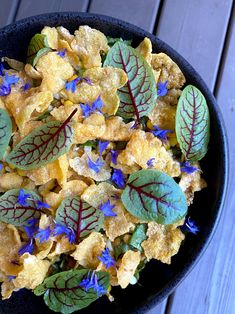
[0,12,228,314]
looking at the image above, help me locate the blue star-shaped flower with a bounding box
[111,168,125,189]
[98,248,116,268]
[18,238,34,255]
[22,83,31,92]
[0,63,4,76]
[8,275,16,282]
[65,77,82,93]
[80,271,107,297]
[147,158,155,168]
[157,80,168,97]
[80,103,92,118]
[98,140,109,156]
[151,125,173,142]
[182,217,199,234]
[87,156,105,173]
[37,200,50,209]
[110,150,119,165]
[17,189,30,206]
[57,48,67,58]
[34,227,52,243]
[99,200,116,217]
[0,73,19,97]
[53,223,76,244]
[91,95,103,113]
[24,218,39,239]
[180,162,198,174]
[0,163,3,172]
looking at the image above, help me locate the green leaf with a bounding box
[6,109,77,170]
[27,34,52,66]
[129,224,147,252]
[121,169,188,225]
[56,196,104,242]
[175,85,210,161]
[34,269,110,314]
[79,140,98,149]
[107,36,132,47]
[0,108,12,159]
[104,42,156,122]
[0,189,42,226]
[113,240,130,259]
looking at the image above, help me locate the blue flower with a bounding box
[24,218,39,239]
[0,84,11,96]
[91,96,103,113]
[99,200,116,217]
[18,239,34,255]
[0,163,3,172]
[4,73,20,86]
[82,77,93,85]
[182,217,199,234]
[8,275,16,282]
[34,227,52,243]
[65,77,81,93]
[80,103,92,118]
[17,189,30,206]
[22,83,31,92]
[0,73,19,97]
[98,248,116,268]
[151,125,173,142]
[147,158,155,168]
[157,80,168,97]
[180,162,198,174]
[0,63,4,76]
[111,168,125,188]
[53,223,76,244]
[98,140,109,156]
[110,150,119,165]
[87,156,105,173]
[80,271,107,297]
[37,200,50,209]
[57,48,66,58]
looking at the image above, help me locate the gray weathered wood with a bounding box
[89,0,161,32]
[162,4,235,314]
[156,0,233,90]
[16,0,89,20]
[0,0,19,27]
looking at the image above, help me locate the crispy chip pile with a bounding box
[0,25,207,301]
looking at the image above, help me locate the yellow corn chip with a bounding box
[0,172,23,191]
[117,250,141,288]
[142,221,185,264]
[99,116,134,141]
[71,232,105,268]
[41,26,59,50]
[136,37,152,64]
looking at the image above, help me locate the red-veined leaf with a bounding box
[104,41,156,122]
[6,109,77,170]
[56,196,104,243]
[0,108,12,159]
[34,269,110,313]
[121,169,188,225]
[0,189,43,226]
[176,85,210,161]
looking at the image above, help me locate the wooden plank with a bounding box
[156,0,233,90]
[162,4,235,314]
[16,0,89,20]
[89,0,161,32]
[0,0,19,27]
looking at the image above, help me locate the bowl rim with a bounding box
[0,11,229,312]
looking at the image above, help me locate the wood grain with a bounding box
[89,0,161,32]
[161,4,235,314]
[16,0,89,20]
[156,0,233,90]
[0,0,19,27]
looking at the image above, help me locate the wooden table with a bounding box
[1,1,234,313]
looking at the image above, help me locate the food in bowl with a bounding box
[0,24,210,313]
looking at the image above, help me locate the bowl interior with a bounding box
[0,12,228,314]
